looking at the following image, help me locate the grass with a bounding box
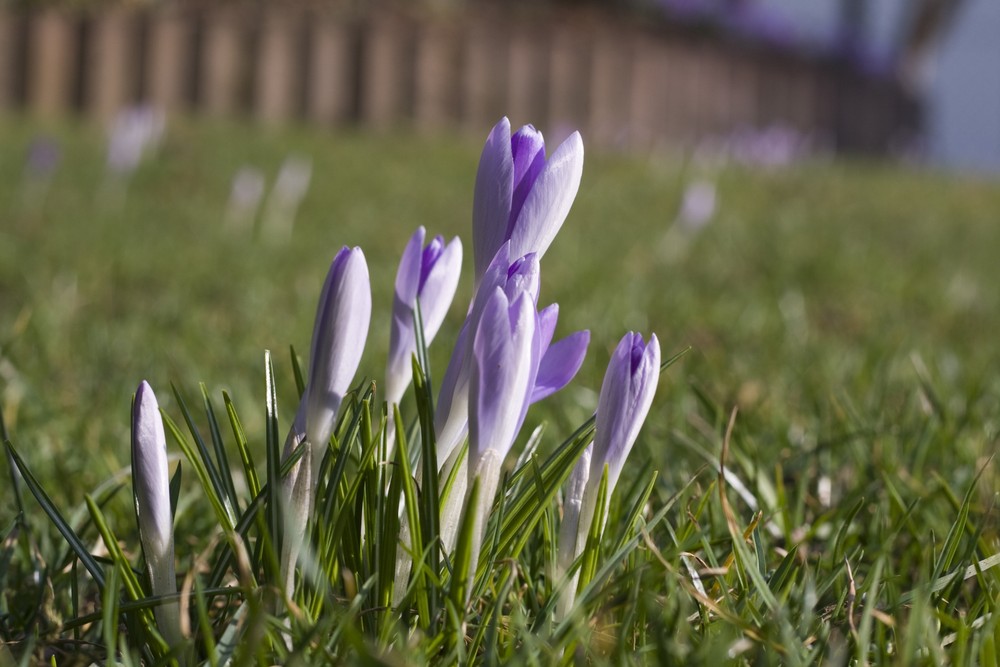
[1,115,999,664]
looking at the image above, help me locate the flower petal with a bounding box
[473,118,514,284]
[509,131,583,262]
[418,236,463,343]
[469,289,536,468]
[531,329,590,403]
[132,380,173,564]
[509,124,546,232]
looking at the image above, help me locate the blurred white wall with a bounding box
[762,0,1000,173]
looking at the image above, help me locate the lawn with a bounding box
[1,116,999,664]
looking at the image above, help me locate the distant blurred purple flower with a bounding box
[25,136,60,178]
[676,179,717,231]
[107,106,165,176]
[262,155,312,241]
[226,167,266,227]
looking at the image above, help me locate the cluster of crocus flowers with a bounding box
[132,117,665,648]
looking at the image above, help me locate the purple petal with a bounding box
[531,330,590,403]
[502,252,540,306]
[394,228,425,313]
[306,247,371,446]
[473,118,514,284]
[508,131,583,263]
[509,125,546,234]
[419,235,445,291]
[469,289,536,468]
[417,236,463,344]
[536,303,559,354]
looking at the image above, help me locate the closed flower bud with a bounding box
[132,380,182,648]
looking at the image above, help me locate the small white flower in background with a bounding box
[107,106,166,177]
[131,380,183,651]
[262,155,312,242]
[675,178,717,232]
[225,167,266,232]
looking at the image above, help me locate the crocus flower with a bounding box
[385,227,462,410]
[675,179,717,232]
[225,166,266,231]
[25,136,61,179]
[556,332,660,617]
[132,380,183,649]
[460,287,537,600]
[107,105,165,177]
[262,154,312,241]
[280,246,371,595]
[472,118,584,285]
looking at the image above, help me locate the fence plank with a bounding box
[506,22,548,128]
[87,10,136,121]
[306,13,355,126]
[589,25,632,149]
[28,11,77,117]
[147,8,194,113]
[361,11,411,128]
[629,34,669,151]
[0,10,19,110]
[547,21,590,137]
[414,18,461,131]
[202,8,247,116]
[462,13,508,132]
[256,11,301,123]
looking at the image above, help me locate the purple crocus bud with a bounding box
[472,118,584,284]
[459,288,537,599]
[385,227,462,408]
[132,381,183,648]
[303,247,372,450]
[468,288,538,473]
[591,332,660,493]
[435,243,540,468]
[556,332,660,617]
[280,247,371,594]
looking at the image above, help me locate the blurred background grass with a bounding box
[1,116,998,537]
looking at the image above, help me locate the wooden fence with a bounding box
[0,2,918,154]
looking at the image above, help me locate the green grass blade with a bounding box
[4,440,105,589]
[223,391,260,499]
[201,383,240,514]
